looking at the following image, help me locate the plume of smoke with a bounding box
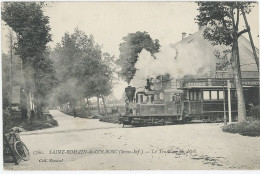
[132,42,215,86]
[48,78,82,107]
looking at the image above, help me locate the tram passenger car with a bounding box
[183,78,259,122]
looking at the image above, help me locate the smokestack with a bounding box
[125,86,136,103]
[182,32,187,40]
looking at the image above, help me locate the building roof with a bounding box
[169,27,259,78]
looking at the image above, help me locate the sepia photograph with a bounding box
[1,0,260,171]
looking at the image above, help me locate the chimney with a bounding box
[182,32,187,40]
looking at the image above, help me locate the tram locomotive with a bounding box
[121,85,192,127]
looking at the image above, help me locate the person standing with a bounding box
[73,106,76,118]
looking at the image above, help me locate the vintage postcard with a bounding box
[1,0,260,171]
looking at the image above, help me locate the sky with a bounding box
[1,1,259,99]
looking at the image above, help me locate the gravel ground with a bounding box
[4,110,260,170]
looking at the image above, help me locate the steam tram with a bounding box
[121,77,259,127]
[121,76,190,126]
[122,86,189,127]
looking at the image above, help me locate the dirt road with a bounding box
[4,110,260,170]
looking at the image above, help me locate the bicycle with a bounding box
[5,127,30,161]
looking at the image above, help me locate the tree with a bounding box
[2,2,51,66]
[51,28,96,106]
[196,2,256,121]
[33,50,58,117]
[94,53,114,115]
[2,2,55,119]
[116,31,160,84]
[51,28,114,115]
[74,52,114,115]
[2,53,11,109]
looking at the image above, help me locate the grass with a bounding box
[60,107,122,124]
[222,120,260,137]
[29,114,58,130]
[3,111,58,133]
[61,108,98,118]
[99,114,121,124]
[61,108,121,123]
[60,105,125,124]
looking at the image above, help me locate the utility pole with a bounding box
[101,94,107,116]
[227,80,232,124]
[223,86,227,125]
[242,9,259,71]
[9,33,13,117]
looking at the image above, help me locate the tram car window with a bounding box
[203,91,210,100]
[171,93,180,103]
[140,95,143,103]
[219,91,224,100]
[185,91,189,100]
[211,91,218,100]
[196,92,201,100]
[224,90,237,101]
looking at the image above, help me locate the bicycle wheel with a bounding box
[14,141,30,161]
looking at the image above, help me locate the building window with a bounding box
[203,91,210,100]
